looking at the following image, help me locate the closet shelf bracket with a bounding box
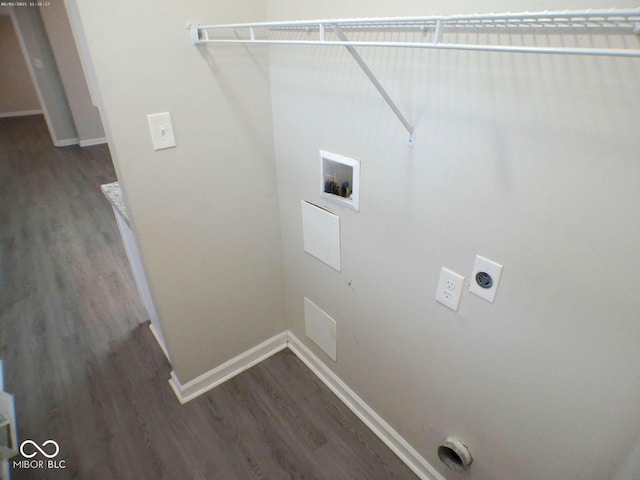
[332,25,415,147]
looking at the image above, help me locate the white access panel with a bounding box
[301,200,341,271]
[304,297,337,361]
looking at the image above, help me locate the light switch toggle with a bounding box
[147,112,176,150]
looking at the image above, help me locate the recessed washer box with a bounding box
[320,150,360,212]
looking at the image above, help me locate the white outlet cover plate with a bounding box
[469,255,503,303]
[436,267,465,312]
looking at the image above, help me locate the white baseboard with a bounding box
[53,138,79,147]
[168,329,444,480]
[168,331,288,404]
[0,109,43,118]
[149,324,171,363]
[79,137,107,147]
[287,332,445,480]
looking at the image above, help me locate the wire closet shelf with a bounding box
[190,9,640,57]
[189,9,640,145]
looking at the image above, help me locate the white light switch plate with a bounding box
[147,112,176,150]
[469,255,503,303]
[436,267,465,312]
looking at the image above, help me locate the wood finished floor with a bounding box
[0,116,418,480]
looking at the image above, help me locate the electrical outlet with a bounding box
[436,267,465,312]
[469,255,503,303]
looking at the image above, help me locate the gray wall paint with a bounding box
[0,15,40,115]
[267,1,640,479]
[72,0,285,383]
[39,2,104,143]
[10,6,77,143]
[614,439,640,480]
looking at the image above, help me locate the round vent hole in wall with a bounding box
[438,445,464,471]
[438,436,473,472]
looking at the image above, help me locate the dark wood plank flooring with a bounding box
[0,115,417,480]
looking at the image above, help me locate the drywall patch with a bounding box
[304,297,337,361]
[301,200,341,271]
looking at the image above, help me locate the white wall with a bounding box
[68,0,640,478]
[267,1,640,479]
[0,14,41,116]
[615,439,640,480]
[10,5,77,143]
[39,1,104,144]
[72,0,285,384]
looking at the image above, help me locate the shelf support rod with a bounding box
[333,25,415,146]
[434,19,444,44]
